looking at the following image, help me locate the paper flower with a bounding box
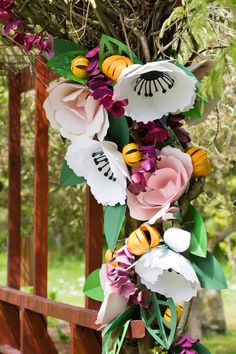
[175,333,199,354]
[96,264,128,326]
[163,227,191,253]
[135,247,200,302]
[127,145,193,221]
[113,61,197,122]
[65,139,129,206]
[43,81,109,141]
[138,121,169,143]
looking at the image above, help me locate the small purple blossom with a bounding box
[87,75,111,91]
[0,0,15,10]
[107,245,149,308]
[91,86,128,118]
[0,10,13,22]
[12,31,25,46]
[3,19,23,35]
[85,45,99,59]
[44,35,54,58]
[167,115,191,146]
[180,350,197,354]
[139,121,169,143]
[85,46,99,74]
[175,333,199,353]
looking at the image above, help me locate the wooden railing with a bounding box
[0,56,145,354]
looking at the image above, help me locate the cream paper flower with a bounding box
[65,138,129,206]
[135,247,200,302]
[113,61,197,123]
[43,80,109,141]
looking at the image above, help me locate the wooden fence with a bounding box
[0,56,144,354]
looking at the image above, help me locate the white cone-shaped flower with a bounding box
[113,61,197,123]
[135,247,200,302]
[65,138,129,206]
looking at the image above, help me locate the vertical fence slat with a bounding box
[8,71,21,290]
[85,187,103,310]
[70,324,101,354]
[34,56,49,298]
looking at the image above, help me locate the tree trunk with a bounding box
[201,289,226,334]
[187,293,203,340]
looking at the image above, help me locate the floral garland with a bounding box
[43,36,227,353]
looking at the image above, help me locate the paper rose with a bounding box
[113,61,197,122]
[43,81,109,141]
[96,264,128,326]
[66,139,129,206]
[135,247,200,302]
[127,145,193,221]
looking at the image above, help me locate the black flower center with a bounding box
[134,70,175,97]
[92,150,117,182]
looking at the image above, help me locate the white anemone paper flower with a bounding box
[113,61,197,123]
[135,247,200,302]
[65,138,129,206]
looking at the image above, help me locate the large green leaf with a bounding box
[184,205,207,257]
[53,39,85,56]
[103,304,139,337]
[83,268,104,301]
[190,251,228,289]
[102,320,131,354]
[60,160,86,187]
[99,34,142,67]
[107,113,129,151]
[141,294,177,350]
[47,50,87,83]
[104,204,126,251]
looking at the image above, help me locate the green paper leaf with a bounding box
[99,34,142,67]
[104,204,126,251]
[103,304,139,337]
[193,342,211,354]
[53,39,85,56]
[107,113,129,151]
[184,205,207,258]
[47,50,87,83]
[60,160,86,187]
[102,320,131,354]
[190,251,228,289]
[182,99,201,118]
[141,294,177,350]
[83,268,104,301]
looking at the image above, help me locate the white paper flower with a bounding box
[43,80,109,141]
[113,61,197,123]
[163,228,191,253]
[65,138,129,206]
[135,247,200,302]
[96,265,128,326]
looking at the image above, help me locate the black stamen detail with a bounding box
[92,150,117,182]
[134,70,175,97]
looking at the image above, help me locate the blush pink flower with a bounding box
[43,81,109,141]
[127,145,193,221]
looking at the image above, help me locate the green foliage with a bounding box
[184,205,207,257]
[107,113,129,151]
[102,320,130,354]
[83,268,104,301]
[104,204,126,251]
[60,160,86,186]
[141,294,177,350]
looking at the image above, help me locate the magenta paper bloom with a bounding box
[12,31,25,46]
[3,19,23,35]
[0,0,15,10]
[127,145,193,221]
[0,10,13,22]
[139,121,169,143]
[107,245,149,308]
[168,115,191,146]
[85,46,99,73]
[176,333,199,348]
[92,86,128,118]
[44,35,54,58]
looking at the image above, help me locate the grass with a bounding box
[1,253,236,352]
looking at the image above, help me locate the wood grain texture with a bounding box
[21,309,58,354]
[70,324,101,354]
[8,71,21,290]
[0,302,20,348]
[85,186,103,310]
[33,56,49,298]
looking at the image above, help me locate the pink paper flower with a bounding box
[127,145,193,221]
[96,264,128,326]
[43,81,109,141]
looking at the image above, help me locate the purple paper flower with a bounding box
[175,333,199,353]
[44,35,54,58]
[139,121,169,143]
[85,45,99,59]
[85,46,99,74]
[87,75,111,91]
[91,86,128,118]
[167,115,191,146]
[24,33,37,51]
[12,31,25,46]
[107,245,149,307]
[0,0,15,10]
[3,19,23,34]
[0,10,13,22]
